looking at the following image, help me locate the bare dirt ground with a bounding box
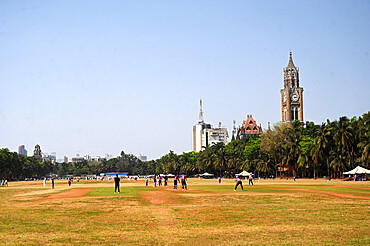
[43,188,93,200]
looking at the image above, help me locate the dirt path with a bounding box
[42,188,93,201]
[272,187,370,200]
[141,190,173,205]
[141,187,198,205]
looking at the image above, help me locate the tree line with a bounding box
[1,113,368,180]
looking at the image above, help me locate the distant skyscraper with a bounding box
[18,145,27,156]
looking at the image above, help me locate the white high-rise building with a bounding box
[192,100,228,152]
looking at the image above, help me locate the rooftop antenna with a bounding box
[198,99,204,123]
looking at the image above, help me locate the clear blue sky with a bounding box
[1,0,369,160]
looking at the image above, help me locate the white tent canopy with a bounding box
[343,166,370,175]
[200,172,214,176]
[236,171,251,176]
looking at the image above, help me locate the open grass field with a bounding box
[0,178,369,245]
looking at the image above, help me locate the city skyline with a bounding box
[1,1,369,160]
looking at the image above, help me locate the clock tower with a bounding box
[280,52,303,122]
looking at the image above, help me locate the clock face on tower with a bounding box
[291,93,299,101]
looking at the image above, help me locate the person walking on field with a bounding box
[43,177,46,187]
[51,178,55,189]
[249,174,254,185]
[114,174,120,193]
[164,176,168,186]
[68,178,72,186]
[234,177,244,191]
[158,175,162,186]
[145,177,148,186]
[218,176,222,184]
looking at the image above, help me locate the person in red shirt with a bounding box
[181,174,187,190]
[249,174,254,185]
[174,175,179,189]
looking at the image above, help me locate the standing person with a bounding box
[174,175,179,189]
[4,179,8,186]
[164,176,168,186]
[153,175,157,187]
[51,178,55,189]
[43,177,46,187]
[249,174,254,185]
[145,177,148,186]
[218,176,222,184]
[68,178,72,186]
[181,174,187,190]
[158,175,162,186]
[114,174,120,193]
[234,176,244,191]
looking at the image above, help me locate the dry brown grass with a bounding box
[0,178,368,245]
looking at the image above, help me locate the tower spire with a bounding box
[287,51,296,69]
[198,99,204,123]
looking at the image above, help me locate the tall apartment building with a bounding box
[192,100,228,152]
[18,145,27,156]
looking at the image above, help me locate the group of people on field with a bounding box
[144,174,187,190]
[114,174,188,193]
[173,174,187,190]
[113,173,254,193]
[147,175,169,187]
[234,173,254,191]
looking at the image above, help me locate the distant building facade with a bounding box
[280,52,304,122]
[232,115,262,140]
[33,144,42,162]
[238,115,262,137]
[42,153,56,163]
[138,155,147,162]
[72,157,85,164]
[192,100,228,152]
[64,156,68,163]
[18,145,27,156]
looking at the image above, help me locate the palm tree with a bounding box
[332,117,354,169]
[283,120,303,178]
[358,112,370,167]
[314,123,332,177]
[214,144,227,177]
